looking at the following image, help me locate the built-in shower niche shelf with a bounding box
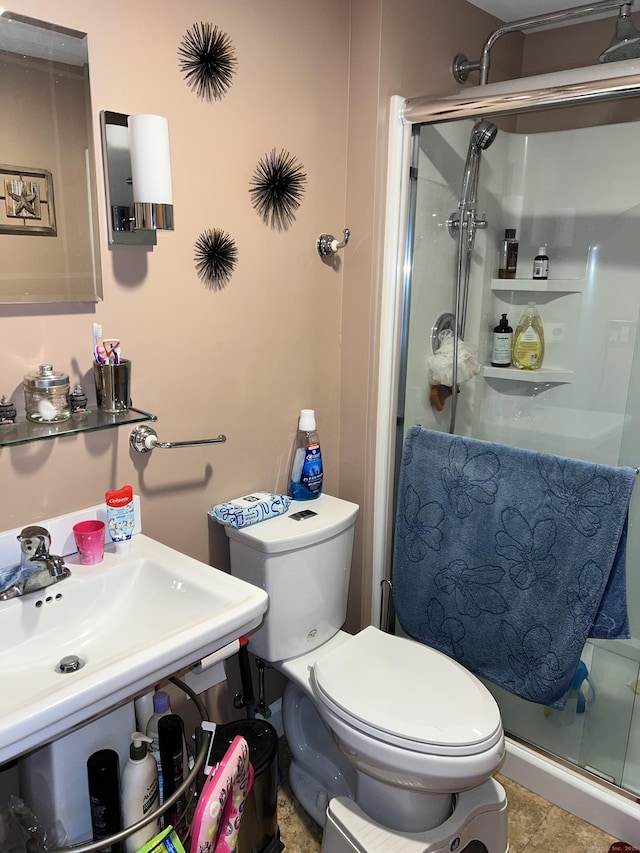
[482,365,574,383]
[490,278,585,294]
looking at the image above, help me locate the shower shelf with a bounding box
[490,278,585,293]
[482,365,574,383]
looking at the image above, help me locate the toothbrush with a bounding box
[93,323,104,364]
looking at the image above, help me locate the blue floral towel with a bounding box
[392,427,636,710]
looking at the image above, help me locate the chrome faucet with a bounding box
[0,525,70,600]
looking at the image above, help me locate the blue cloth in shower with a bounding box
[392,427,636,710]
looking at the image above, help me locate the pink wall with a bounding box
[0,0,350,565]
[342,0,517,628]
[0,1,512,715]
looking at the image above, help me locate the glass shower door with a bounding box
[396,109,640,796]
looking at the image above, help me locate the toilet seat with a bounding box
[312,626,502,757]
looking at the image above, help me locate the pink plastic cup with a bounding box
[72,520,105,565]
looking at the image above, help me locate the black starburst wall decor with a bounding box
[194,228,238,291]
[178,22,237,102]
[249,148,307,231]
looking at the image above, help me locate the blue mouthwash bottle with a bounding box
[289,409,323,500]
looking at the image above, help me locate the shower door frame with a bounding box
[373,65,640,844]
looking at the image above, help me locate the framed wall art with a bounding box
[0,165,56,236]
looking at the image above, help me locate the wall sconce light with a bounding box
[99,111,174,246]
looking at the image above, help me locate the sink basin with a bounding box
[0,502,268,764]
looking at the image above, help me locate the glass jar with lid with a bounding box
[23,364,71,423]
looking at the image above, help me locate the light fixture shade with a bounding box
[128,113,173,230]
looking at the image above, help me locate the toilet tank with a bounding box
[225,494,359,662]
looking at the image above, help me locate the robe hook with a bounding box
[316,227,350,257]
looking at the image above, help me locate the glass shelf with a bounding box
[0,407,156,448]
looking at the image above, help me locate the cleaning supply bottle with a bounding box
[288,409,323,500]
[512,302,545,369]
[145,691,172,805]
[532,245,549,280]
[158,714,187,837]
[491,313,513,367]
[498,229,518,279]
[121,732,159,853]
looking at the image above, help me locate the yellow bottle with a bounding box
[512,302,545,369]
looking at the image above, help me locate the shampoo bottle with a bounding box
[121,733,159,853]
[498,229,518,279]
[158,714,187,837]
[491,313,513,367]
[87,749,123,853]
[145,691,173,806]
[512,302,545,370]
[288,409,323,500]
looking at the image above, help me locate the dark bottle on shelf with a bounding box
[498,229,518,279]
[532,245,549,280]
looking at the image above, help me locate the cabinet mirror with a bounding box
[0,11,102,303]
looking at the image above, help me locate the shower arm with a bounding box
[453,0,632,86]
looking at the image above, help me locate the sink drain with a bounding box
[56,654,85,674]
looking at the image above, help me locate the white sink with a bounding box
[0,501,268,764]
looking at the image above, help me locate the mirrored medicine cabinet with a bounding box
[0,11,103,303]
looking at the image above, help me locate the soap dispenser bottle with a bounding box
[512,302,545,370]
[121,732,159,853]
[491,313,513,367]
[288,409,323,500]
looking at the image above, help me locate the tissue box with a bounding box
[209,491,291,529]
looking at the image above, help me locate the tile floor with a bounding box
[276,741,622,853]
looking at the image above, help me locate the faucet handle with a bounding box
[48,555,70,579]
[18,525,52,558]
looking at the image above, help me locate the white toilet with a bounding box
[226,494,508,852]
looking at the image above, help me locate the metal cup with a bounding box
[93,359,131,413]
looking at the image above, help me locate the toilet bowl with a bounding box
[225,494,507,843]
[279,627,504,832]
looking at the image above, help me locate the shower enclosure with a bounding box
[374,59,640,844]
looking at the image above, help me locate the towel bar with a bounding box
[129,424,226,453]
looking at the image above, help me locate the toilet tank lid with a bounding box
[225,493,359,554]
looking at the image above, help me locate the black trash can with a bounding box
[210,719,283,853]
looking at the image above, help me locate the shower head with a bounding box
[459,120,498,208]
[600,3,640,63]
[472,119,498,150]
